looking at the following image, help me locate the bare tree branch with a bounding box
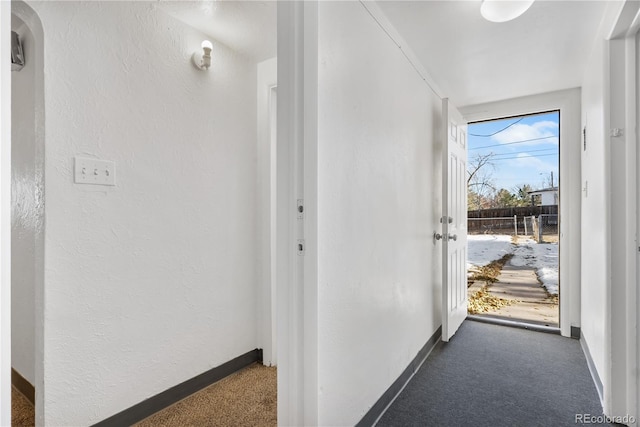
[467,152,495,185]
[467,153,497,210]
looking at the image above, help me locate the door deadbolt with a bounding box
[440,216,454,224]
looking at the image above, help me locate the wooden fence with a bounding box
[467,205,557,219]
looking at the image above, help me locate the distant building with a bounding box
[528,187,558,206]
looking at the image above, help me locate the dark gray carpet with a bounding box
[377,320,611,427]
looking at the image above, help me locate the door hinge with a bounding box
[297,239,305,256]
[297,199,304,219]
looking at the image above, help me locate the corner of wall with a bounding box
[9,2,45,425]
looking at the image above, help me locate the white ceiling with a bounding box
[375,0,610,107]
[158,1,610,107]
[157,0,277,63]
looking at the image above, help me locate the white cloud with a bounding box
[491,153,558,191]
[514,153,558,174]
[492,120,558,146]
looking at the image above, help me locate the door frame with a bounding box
[276,1,318,425]
[0,1,12,425]
[257,57,277,367]
[604,1,640,419]
[461,88,582,339]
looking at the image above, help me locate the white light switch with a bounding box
[74,157,116,186]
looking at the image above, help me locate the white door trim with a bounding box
[604,1,640,418]
[461,88,582,339]
[257,57,277,367]
[0,2,12,425]
[276,2,318,425]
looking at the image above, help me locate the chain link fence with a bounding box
[468,214,558,243]
[532,214,558,243]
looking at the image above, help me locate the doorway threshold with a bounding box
[468,314,561,335]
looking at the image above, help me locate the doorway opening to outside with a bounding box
[466,110,560,329]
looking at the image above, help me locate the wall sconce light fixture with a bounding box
[192,40,213,71]
[11,31,25,72]
[480,0,535,23]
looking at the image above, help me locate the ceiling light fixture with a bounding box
[480,0,535,23]
[193,40,213,71]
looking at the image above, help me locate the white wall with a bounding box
[579,2,630,408]
[541,192,557,206]
[316,2,443,425]
[578,2,640,419]
[27,1,260,424]
[11,13,40,387]
[581,32,608,393]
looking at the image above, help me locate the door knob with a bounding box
[448,234,457,241]
[434,232,444,241]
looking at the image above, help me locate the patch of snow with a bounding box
[467,235,559,295]
[511,237,558,295]
[467,235,514,270]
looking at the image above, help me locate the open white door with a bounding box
[441,98,468,342]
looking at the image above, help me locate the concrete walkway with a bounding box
[477,260,559,327]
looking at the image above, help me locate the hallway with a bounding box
[2,1,639,424]
[378,321,608,426]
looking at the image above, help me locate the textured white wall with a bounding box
[317,2,442,425]
[11,14,39,386]
[28,2,259,424]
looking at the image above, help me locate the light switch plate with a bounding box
[74,157,116,186]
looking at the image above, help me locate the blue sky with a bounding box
[468,111,559,192]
